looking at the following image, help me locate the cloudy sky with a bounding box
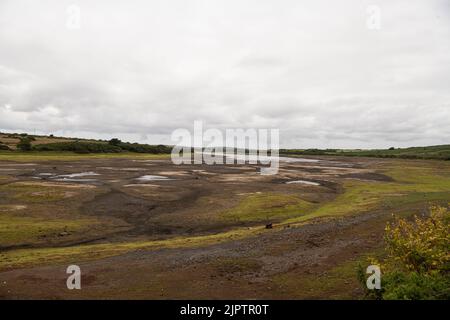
[0,0,449,148]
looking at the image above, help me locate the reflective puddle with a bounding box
[35,171,100,183]
[136,175,171,181]
[286,180,320,186]
[57,172,100,178]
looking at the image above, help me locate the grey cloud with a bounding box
[0,0,449,148]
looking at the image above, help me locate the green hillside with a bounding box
[281,145,450,160]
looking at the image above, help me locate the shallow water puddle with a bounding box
[286,180,320,186]
[44,171,101,183]
[199,151,320,163]
[136,175,172,181]
[57,171,100,178]
[279,156,320,163]
[237,191,262,196]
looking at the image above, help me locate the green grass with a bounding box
[0,212,97,247]
[222,193,315,223]
[0,225,270,271]
[0,183,69,203]
[285,162,450,224]
[0,182,109,247]
[0,151,170,162]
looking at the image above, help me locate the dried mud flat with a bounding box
[0,155,447,299]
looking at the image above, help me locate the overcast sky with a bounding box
[0,0,449,148]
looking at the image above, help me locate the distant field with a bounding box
[281,145,450,160]
[0,132,91,150]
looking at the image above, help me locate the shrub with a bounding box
[109,138,122,146]
[0,143,10,150]
[385,206,449,274]
[33,141,122,153]
[382,270,450,300]
[16,138,32,151]
[117,142,171,154]
[31,140,172,154]
[359,206,450,299]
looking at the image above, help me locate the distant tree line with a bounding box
[0,141,10,150]
[280,148,339,156]
[280,146,450,161]
[33,141,122,153]
[27,138,172,154]
[107,138,171,153]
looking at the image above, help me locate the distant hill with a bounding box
[0,132,171,154]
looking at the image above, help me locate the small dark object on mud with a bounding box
[265,223,273,229]
[306,239,320,247]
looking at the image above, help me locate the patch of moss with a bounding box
[222,193,315,223]
[0,213,97,246]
